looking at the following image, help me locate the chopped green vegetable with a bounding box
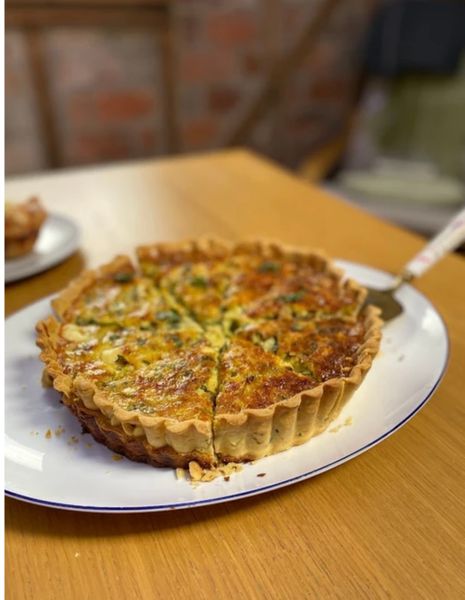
[288,354,316,377]
[116,354,129,366]
[251,333,263,345]
[228,319,240,333]
[155,310,181,325]
[123,401,155,414]
[75,316,98,326]
[258,261,280,273]
[279,291,305,303]
[262,337,278,353]
[294,363,315,378]
[171,334,183,348]
[113,272,134,283]
[190,275,208,288]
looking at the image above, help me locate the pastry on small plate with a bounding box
[5,197,47,259]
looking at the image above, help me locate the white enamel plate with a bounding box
[5,261,448,513]
[5,214,80,283]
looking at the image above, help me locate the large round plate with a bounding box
[5,261,448,513]
[5,214,80,283]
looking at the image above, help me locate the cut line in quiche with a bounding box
[36,239,382,471]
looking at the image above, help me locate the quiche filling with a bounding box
[37,240,382,469]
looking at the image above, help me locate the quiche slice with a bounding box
[214,305,380,463]
[223,241,330,311]
[37,257,219,468]
[37,316,219,467]
[214,339,317,461]
[36,239,382,471]
[240,265,365,322]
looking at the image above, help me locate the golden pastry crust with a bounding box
[68,396,215,469]
[5,197,47,259]
[36,238,382,470]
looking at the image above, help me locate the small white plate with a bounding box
[5,214,80,284]
[5,261,449,513]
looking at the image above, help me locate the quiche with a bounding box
[36,239,382,469]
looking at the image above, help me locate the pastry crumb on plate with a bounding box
[174,461,243,483]
[329,416,353,433]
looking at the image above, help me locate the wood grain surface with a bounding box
[5,150,465,599]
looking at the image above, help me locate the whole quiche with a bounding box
[36,239,382,469]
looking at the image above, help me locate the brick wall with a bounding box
[5,32,46,174]
[5,0,377,175]
[44,29,165,166]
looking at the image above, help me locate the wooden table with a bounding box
[6,150,465,599]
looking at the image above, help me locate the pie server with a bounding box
[363,205,465,321]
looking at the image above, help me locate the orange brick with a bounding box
[207,12,258,46]
[209,87,239,112]
[182,118,218,148]
[96,91,155,122]
[67,90,156,127]
[179,51,236,82]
